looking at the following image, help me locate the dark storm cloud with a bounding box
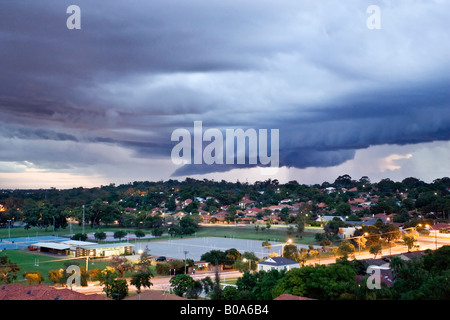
[0,0,449,178]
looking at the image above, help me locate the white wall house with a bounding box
[257,257,300,272]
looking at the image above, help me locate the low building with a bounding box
[257,257,300,272]
[338,227,357,239]
[75,243,134,258]
[30,240,96,256]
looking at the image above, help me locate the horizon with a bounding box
[1,174,448,191]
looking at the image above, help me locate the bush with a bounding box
[155,262,170,275]
[23,271,44,284]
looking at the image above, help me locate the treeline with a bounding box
[1,176,449,230]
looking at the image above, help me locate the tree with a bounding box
[96,266,119,298]
[334,174,353,188]
[114,230,127,241]
[110,255,133,278]
[201,250,227,265]
[201,276,214,296]
[211,267,223,300]
[261,241,272,254]
[403,230,419,252]
[110,279,128,300]
[233,252,259,272]
[94,231,107,242]
[170,274,196,297]
[273,263,357,300]
[319,237,332,251]
[336,203,351,216]
[283,244,300,262]
[337,240,355,259]
[71,233,88,241]
[134,229,146,240]
[179,215,199,235]
[130,271,153,300]
[225,248,242,267]
[369,244,382,258]
[0,256,20,283]
[222,286,239,300]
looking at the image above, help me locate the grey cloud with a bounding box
[0,0,449,181]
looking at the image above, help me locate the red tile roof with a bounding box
[124,290,188,300]
[431,223,450,230]
[274,293,316,300]
[0,284,110,300]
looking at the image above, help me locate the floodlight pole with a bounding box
[184,250,189,274]
[82,205,85,235]
[7,220,11,240]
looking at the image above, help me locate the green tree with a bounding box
[283,244,300,262]
[114,230,128,241]
[403,230,419,252]
[222,286,239,300]
[110,279,128,300]
[369,244,382,258]
[96,267,118,298]
[337,240,355,259]
[170,274,196,297]
[130,271,153,300]
[201,250,227,265]
[71,233,88,241]
[134,229,146,240]
[94,231,107,241]
[179,215,199,235]
[0,256,20,284]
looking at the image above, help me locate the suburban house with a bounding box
[338,227,358,239]
[257,257,300,272]
[238,196,256,209]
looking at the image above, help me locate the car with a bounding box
[156,256,167,262]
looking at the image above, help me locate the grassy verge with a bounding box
[193,225,319,245]
[0,249,111,285]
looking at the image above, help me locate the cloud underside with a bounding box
[0,0,449,183]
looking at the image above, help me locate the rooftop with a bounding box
[0,284,110,300]
[258,256,299,266]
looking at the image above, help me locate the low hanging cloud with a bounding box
[0,0,449,185]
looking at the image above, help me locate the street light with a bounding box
[7,220,11,240]
[243,258,252,271]
[184,250,189,274]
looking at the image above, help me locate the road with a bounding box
[304,235,450,266]
[72,269,243,296]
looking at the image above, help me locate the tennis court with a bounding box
[134,237,321,261]
[0,235,66,251]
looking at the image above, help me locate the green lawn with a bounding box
[0,224,146,240]
[193,225,319,245]
[1,249,111,285]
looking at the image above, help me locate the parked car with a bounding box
[156,256,166,262]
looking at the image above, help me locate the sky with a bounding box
[0,0,449,189]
